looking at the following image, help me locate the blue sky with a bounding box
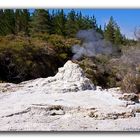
[31,9,140,39]
[62,9,140,39]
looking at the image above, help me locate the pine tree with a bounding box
[91,15,98,30]
[21,9,30,35]
[0,9,5,35]
[104,16,124,45]
[65,9,78,37]
[76,11,83,29]
[76,12,92,30]
[114,26,123,45]
[49,10,56,34]
[53,9,66,36]
[15,9,23,34]
[31,9,51,34]
[83,16,93,29]
[104,16,116,43]
[2,9,15,35]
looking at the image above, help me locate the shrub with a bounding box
[0,35,64,83]
[121,72,140,94]
[77,46,140,93]
[78,56,116,88]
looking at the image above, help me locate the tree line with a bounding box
[0,9,128,45]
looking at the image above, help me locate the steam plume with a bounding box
[72,29,115,60]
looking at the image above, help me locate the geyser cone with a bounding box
[19,60,95,93]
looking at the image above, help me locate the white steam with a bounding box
[72,29,114,60]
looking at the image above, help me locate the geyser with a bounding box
[72,29,114,60]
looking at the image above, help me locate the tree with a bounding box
[104,16,116,43]
[15,9,23,34]
[91,15,98,30]
[53,9,66,36]
[114,26,123,45]
[21,9,30,35]
[49,10,56,34]
[31,9,51,34]
[0,9,15,35]
[104,16,124,45]
[65,9,78,37]
[83,16,93,29]
[76,12,92,30]
[76,11,83,29]
[0,9,5,35]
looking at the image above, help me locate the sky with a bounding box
[31,9,140,39]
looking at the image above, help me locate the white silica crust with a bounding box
[16,60,95,94]
[0,60,140,131]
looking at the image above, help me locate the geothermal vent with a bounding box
[21,60,95,93]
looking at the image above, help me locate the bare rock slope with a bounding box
[0,61,140,131]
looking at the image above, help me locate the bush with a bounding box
[121,72,140,94]
[47,34,80,61]
[77,45,140,93]
[78,56,116,88]
[0,35,64,83]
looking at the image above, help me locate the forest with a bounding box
[0,9,139,94]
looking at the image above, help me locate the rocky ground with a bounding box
[0,61,140,131]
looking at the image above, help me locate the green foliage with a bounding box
[0,8,139,94]
[48,34,80,60]
[0,10,5,35]
[0,9,128,45]
[78,43,140,93]
[104,16,124,45]
[104,16,116,43]
[15,9,23,34]
[0,9,30,36]
[59,53,68,60]
[0,35,64,83]
[65,10,78,37]
[0,9,15,35]
[4,9,15,34]
[0,33,80,83]
[21,9,30,35]
[78,56,115,88]
[31,9,51,34]
[48,34,65,48]
[53,9,67,36]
